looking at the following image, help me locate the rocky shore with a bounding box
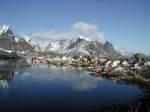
[46,55,150,112]
[46,55,150,83]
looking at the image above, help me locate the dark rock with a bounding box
[46,37,121,59]
[0,25,34,53]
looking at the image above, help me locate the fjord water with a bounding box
[0,61,143,112]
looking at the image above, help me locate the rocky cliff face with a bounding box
[0,25,15,50]
[15,36,35,53]
[0,25,35,53]
[0,25,121,58]
[45,36,122,59]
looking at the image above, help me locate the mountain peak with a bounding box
[78,35,91,41]
[0,25,11,34]
[104,41,115,53]
[0,25,15,42]
[45,37,121,58]
[0,25,35,53]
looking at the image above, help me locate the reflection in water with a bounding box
[0,80,9,88]
[0,63,144,112]
[0,59,31,88]
[52,66,98,91]
[30,64,98,90]
[0,71,15,88]
[72,79,97,90]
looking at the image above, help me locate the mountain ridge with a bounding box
[0,25,36,54]
[45,36,122,59]
[0,25,122,58]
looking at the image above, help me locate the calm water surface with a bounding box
[0,61,143,112]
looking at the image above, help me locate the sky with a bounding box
[0,0,150,54]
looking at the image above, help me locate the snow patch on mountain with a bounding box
[48,42,60,51]
[0,25,10,35]
[78,35,91,41]
[45,36,121,58]
[0,25,37,53]
[14,36,20,43]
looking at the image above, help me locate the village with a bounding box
[31,53,150,84]
[0,50,150,112]
[1,47,150,85]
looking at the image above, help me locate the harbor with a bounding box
[0,0,150,111]
[0,62,147,112]
[0,47,150,112]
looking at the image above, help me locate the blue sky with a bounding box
[0,0,150,54]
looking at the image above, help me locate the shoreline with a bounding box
[47,61,150,112]
[0,59,149,112]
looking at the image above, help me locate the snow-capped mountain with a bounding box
[14,35,36,53]
[45,36,121,58]
[0,25,36,54]
[0,25,16,50]
[0,25,12,35]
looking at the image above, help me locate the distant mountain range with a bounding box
[45,36,122,59]
[0,25,122,58]
[0,25,36,54]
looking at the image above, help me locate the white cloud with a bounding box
[72,22,98,32]
[72,22,105,42]
[31,22,105,50]
[31,30,74,49]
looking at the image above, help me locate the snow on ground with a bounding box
[0,49,13,53]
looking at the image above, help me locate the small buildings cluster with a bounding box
[46,54,150,80]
